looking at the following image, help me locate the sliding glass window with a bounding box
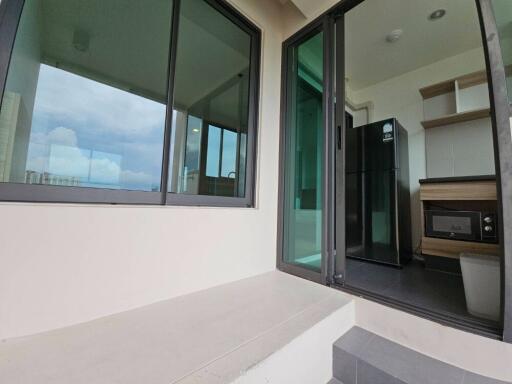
[167,0,255,203]
[0,0,260,205]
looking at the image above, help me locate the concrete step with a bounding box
[333,327,509,384]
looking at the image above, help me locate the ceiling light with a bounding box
[429,9,446,21]
[386,29,403,43]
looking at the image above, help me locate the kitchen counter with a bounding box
[419,175,496,184]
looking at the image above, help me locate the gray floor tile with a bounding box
[464,372,511,384]
[345,259,499,330]
[333,326,374,356]
[333,347,357,384]
[357,359,405,384]
[360,334,466,384]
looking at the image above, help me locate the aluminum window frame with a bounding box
[165,0,260,208]
[0,0,261,207]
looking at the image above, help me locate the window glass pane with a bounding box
[168,0,251,197]
[0,0,172,192]
[283,31,324,272]
[184,116,203,173]
[492,0,512,105]
[206,125,221,178]
[221,129,237,178]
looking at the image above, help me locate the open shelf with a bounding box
[419,70,488,99]
[421,107,490,129]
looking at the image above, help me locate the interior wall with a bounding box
[0,0,284,340]
[349,47,488,251]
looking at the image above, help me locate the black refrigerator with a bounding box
[345,118,412,266]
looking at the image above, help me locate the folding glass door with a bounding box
[279,22,330,283]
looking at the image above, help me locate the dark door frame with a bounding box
[278,0,512,342]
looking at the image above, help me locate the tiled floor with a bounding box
[345,258,500,331]
[333,327,511,384]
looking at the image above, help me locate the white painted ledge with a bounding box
[0,271,354,384]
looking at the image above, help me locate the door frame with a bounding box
[278,0,512,342]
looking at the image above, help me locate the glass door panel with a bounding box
[282,30,324,273]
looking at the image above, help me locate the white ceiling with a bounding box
[39,0,487,100]
[345,0,484,90]
[41,0,173,102]
[40,0,250,110]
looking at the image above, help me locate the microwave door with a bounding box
[425,211,481,241]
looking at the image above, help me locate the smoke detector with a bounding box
[386,29,403,43]
[429,9,446,21]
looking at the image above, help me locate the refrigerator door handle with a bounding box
[337,125,342,150]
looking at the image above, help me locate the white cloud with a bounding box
[26,127,156,189]
[33,64,167,138]
[47,127,78,146]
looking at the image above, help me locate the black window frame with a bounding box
[0,0,260,207]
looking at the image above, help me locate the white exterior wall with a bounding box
[0,0,285,340]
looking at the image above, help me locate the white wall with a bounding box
[349,47,488,251]
[0,0,284,340]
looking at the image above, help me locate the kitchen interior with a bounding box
[342,0,507,333]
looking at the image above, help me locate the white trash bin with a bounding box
[459,253,500,321]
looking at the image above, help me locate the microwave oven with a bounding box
[424,210,498,243]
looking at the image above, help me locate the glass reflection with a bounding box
[168,0,251,197]
[0,0,172,192]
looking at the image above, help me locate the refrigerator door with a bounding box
[346,119,398,174]
[346,169,399,265]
